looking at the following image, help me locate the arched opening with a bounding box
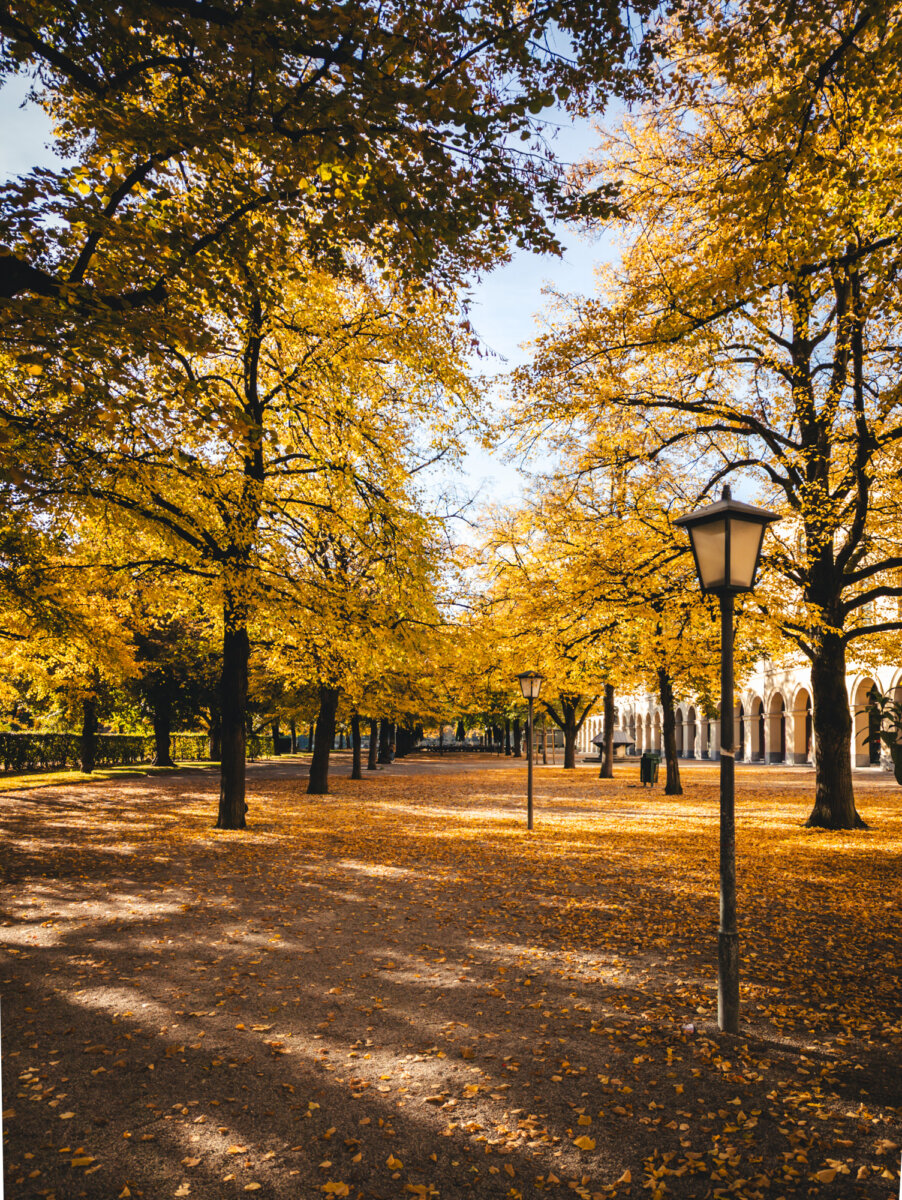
[749,695,764,761]
[736,702,745,761]
[711,703,722,761]
[687,706,697,758]
[852,676,881,766]
[768,693,786,763]
[645,712,652,752]
[791,688,812,763]
[675,708,684,757]
[653,712,661,751]
[629,713,636,752]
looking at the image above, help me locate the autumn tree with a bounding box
[0,530,138,770]
[16,246,475,824]
[264,464,448,797]
[126,586,221,768]
[516,1,902,828]
[0,0,655,439]
[479,504,618,769]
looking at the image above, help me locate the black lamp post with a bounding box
[674,485,777,1033]
[517,671,544,830]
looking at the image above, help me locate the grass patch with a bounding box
[0,760,213,792]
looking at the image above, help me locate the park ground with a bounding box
[1,755,900,1200]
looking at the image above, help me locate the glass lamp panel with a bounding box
[728,518,765,589]
[689,519,726,590]
[518,673,543,699]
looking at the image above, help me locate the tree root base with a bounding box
[804,811,869,831]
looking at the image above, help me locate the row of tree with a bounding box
[0,0,656,822]
[494,0,902,830]
[4,1,902,832]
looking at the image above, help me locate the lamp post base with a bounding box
[718,929,740,1033]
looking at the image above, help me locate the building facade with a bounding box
[577,659,902,768]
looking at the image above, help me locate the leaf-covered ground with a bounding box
[1,756,900,1200]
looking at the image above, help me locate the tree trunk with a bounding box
[216,615,249,829]
[599,683,615,778]
[806,633,866,828]
[547,697,579,769]
[563,713,577,769]
[271,719,281,756]
[152,692,176,767]
[658,666,683,795]
[80,696,98,773]
[289,717,297,752]
[208,713,222,762]
[513,717,522,758]
[378,719,395,763]
[368,719,379,770]
[308,724,314,752]
[456,719,466,741]
[308,685,340,795]
[544,695,597,770]
[504,718,512,756]
[350,713,363,780]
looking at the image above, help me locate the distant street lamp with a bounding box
[517,671,544,830]
[674,485,777,1034]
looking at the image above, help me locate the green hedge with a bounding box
[161,733,209,761]
[144,733,267,761]
[1,730,269,771]
[0,732,146,771]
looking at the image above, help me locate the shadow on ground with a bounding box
[2,759,900,1199]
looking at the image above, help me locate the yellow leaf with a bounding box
[814,1169,837,1183]
[617,1169,632,1184]
[573,1136,596,1151]
[387,1154,403,1170]
[71,1156,95,1167]
[244,1186,261,1192]
[578,1115,592,1126]
[322,1185,350,1197]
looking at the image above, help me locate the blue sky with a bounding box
[0,77,613,506]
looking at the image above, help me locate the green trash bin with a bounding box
[640,751,661,786]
